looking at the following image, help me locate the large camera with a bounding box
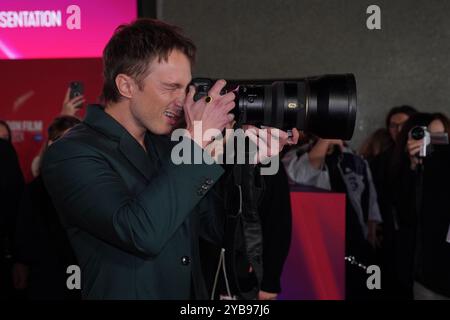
[409,126,449,157]
[191,74,357,140]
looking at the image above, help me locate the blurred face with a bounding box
[0,124,10,141]
[130,50,192,135]
[428,119,445,134]
[388,113,410,142]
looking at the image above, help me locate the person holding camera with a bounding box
[61,86,85,117]
[30,88,85,178]
[390,112,450,300]
[406,113,449,170]
[41,19,298,300]
[389,112,449,298]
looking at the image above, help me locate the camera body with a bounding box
[409,126,449,157]
[409,126,431,157]
[191,74,357,140]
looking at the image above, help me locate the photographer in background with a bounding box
[391,112,449,300]
[31,88,85,178]
[406,113,449,170]
[61,86,85,117]
[389,112,449,299]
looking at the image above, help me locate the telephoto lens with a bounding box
[191,74,357,140]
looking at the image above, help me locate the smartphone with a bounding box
[69,81,84,108]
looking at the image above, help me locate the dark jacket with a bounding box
[0,139,24,299]
[0,139,24,250]
[14,176,80,300]
[415,145,450,297]
[258,163,292,293]
[41,105,223,300]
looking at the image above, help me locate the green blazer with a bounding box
[41,105,224,299]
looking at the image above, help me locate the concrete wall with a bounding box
[153,0,450,148]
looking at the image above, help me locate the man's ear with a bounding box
[115,74,136,99]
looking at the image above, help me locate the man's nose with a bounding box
[176,90,187,106]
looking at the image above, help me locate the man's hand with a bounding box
[183,80,235,149]
[243,125,300,164]
[61,88,85,116]
[258,290,278,300]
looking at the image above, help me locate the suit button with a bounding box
[201,184,209,190]
[181,256,191,266]
[205,179,214,185]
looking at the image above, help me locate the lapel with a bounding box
[119,133,156,181]
[83,104,160,181]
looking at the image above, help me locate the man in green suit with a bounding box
[41,18,238,300]
[42,19,296,300]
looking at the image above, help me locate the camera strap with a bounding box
[222,162,264,300]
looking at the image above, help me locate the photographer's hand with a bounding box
[258,290,278,300]
[183,80,235,149]
[244,125,300,164]
[61,88,85,116]
[406,137,423,170]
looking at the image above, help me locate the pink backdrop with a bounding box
[0,0,136,181]
[279,191,346,300]
[0,58,103,181]
[0,0,137,59]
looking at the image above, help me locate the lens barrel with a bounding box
[192,74,357,140]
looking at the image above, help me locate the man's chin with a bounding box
[147,126,174,136]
